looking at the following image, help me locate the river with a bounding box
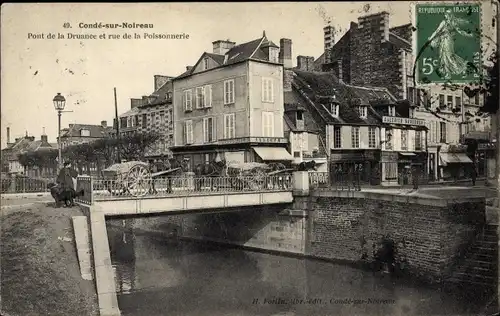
[106,219,487,316]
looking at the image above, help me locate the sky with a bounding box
[0,2,495,149]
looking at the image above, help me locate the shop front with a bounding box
[396,151,428,185]
[438,144,474,181]
[329,149,381,185]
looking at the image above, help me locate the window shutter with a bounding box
[269,113,274,137]
[269,80,274,102]
[203,118,207,143]
[212,117,217,141]
[224,81,228,104]
[262,79,266,102]
[205,85,212,108]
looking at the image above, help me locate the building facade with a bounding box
[290,67,428,186]
[172,32,293,171]
[112,75,175,161]
[315,10,492,181]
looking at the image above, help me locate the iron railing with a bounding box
[309,171,361,191]
[79,174,293,202]
[1,177,52,194]
[75,176,93,205]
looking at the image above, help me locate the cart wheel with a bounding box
[250,167,266,190]
[126,164,151,197]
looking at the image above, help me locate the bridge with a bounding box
[75,173,300,216]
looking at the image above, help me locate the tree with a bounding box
[119,132,162,161]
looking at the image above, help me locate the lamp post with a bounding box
[53,93,66,170]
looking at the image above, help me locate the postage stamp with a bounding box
[415,2,482,84]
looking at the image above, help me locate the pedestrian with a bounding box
[412,164,420,190]
[55,161,79,206]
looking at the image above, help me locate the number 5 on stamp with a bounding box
[415,3,482,84]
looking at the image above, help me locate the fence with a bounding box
[1,177,52,194]
[76,174,293,202]
[309,171,361,191]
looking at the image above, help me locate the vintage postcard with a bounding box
[1,2,499,316]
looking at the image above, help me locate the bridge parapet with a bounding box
[76,174,294,204]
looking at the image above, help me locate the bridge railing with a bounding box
[309,171,361,191]
[75,176,93,205]
[1,177,52,194]
[88,174,293,201]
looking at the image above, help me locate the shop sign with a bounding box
[382,116,426,126]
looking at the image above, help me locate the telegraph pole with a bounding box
[114,87,121,163]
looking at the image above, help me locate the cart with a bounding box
[101,161,181,197]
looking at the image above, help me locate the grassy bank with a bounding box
[1,202,98,316]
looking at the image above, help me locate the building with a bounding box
[289,65,428,186]
[1,128,56,176]
[60,121,113,150]
[112,75,174,161]
[314,11,491,181]
[171,32,294,171]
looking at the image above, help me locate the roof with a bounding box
[284,90,321,133]
[175,33,280,80]
[60,124,111,139]
[292,70,396,125]
[26,140,53,152]
[388,32,411,51]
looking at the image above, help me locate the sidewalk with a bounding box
[1,192,51,200]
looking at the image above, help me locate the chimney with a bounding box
[6,127,10,144]
[212,40,236,55]
[358,11,390,43]
[131,98,142,109]
[279,38,293,68]
[283,69,294,92]
[297,56,315,71]
[323,25,335,64]
[101,120,107,128]
[154,75,171,91]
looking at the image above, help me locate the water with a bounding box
[107,219,487,316]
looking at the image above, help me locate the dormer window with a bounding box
[358,106,367,119]
[203,57,209,70]
[269,47,279,63]
[388,105,396,116]
[296,111,303,121]
[330,103,339,117]
[80,129,90,137]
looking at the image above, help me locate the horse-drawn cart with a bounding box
[102,161,181,197]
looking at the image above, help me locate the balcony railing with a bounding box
[75,174,293,203]
[302,151,328,159]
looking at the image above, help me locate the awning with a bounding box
[439,153,473,165]
[253,147,294,161]
[399,152,416,157]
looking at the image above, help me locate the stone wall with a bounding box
[308,192,486,283]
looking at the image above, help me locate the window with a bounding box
[203,57,209,70]
[184,120,193,144]
[358,106,368,118]
[330,103,339,117]
[223,113,235,139]
[388,106,395,116]
[262,78,274,102]
[415,130,422,150]
[439,94,445,108]
[333,126,341,148]
[160,112,165,125]
[269,48,279,63]
[422,90,430,108]
[166,92,172,101]
[196,87,205,109]
[368,127,376,148]
[455,97,462,110]
[296,111,303,121]
[224,79,235,104]
[142,114,147,127]
[440,122,447,143]
[262,112,274,137]
[204,85,212,108]
[183,89,192,111]
[474,93,480,105]
[351,126,360,148]
[135,115,139,127]
[407,87,415,104]
[203,117,215,143]
[80,129,90,137]
[385,129,393,150]
[401,130,408,150]
[409,108,415,118]
[447,95,453,108]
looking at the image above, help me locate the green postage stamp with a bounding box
[415,2,482,84]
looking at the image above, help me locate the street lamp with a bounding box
[53,93,66,170]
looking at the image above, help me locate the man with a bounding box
[54,161,79,206]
